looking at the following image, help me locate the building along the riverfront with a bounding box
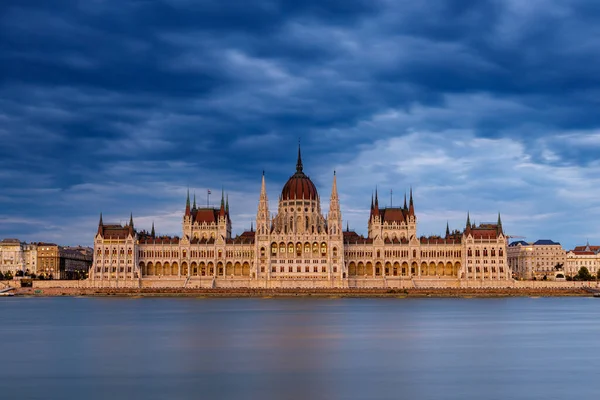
[91,147,510,288]
[507,240,566,280]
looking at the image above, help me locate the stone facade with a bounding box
[508,240,566,280]
[0,239,25,275]
[91,147,510,287]
[566,244,600,278]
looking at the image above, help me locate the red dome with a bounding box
[282,172,318,200]
[281,145,319,201]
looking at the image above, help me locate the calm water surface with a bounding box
[1,297,599,400]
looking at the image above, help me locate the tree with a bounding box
[4,271,13,280]
[15,270,24,277]
[576,267,593,281]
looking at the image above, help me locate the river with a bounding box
[1,297,599,400]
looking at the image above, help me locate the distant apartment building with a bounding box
[566,244,600,278]
[0,239,25,275]
[507,240,566,280]
[37,243,61,278]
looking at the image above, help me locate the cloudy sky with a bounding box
[1,0,600,249]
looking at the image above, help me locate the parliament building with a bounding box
[91,147,510,288]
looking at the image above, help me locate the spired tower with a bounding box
[254,145,345,286]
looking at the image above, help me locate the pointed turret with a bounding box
[328,170,341,235]
[296,141,303,173]
[97,213,103,236]
[256,171,270,236]
[403,192,407,211]
[193,192,197,210]
[408,187,414,216]
[347,221,350,232]
[497,212,503,235]
[374,187,379,216]
[185,189,191,216]
[250,221,254,232]
[226,194,229,215]
[446,221,450,237]
[219,188,226,217]
[331,170,338,199]
[151,221,155,237]
[465,212,472,235]
[129,212,134,228]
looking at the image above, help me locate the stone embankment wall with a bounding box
[11,278,600,290]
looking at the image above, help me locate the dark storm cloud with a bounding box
[1,0,599,247]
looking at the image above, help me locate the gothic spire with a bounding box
[97,213,103,235]
[219,188,226,217]
[185,188,191,216]
[465,212,472,233]
[129,212,134,228]
[408,187,414,216]
[226,194,229,214]
[497,212,503,234]
[446,221,450,237]
[330,170,338,200]
[151,221,155,237]
[296,141,303,173]
[193,192,196,209]
[403,192,407,210]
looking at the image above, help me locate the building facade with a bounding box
[508,240,566,280]
[566,244,600,278]
[0,239,25,275]
[91,148,510,287]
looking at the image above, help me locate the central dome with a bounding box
[281,146,319,201]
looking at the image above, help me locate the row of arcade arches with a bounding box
[140,261,251,277]
[348,261,461,277]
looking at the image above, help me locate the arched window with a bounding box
[483,248,488,257]
[499,248,504,257]
[321,243,327,256]
[296,243,302,256]
[279,242,285,253]
[304,243,310,253]
[468,248,473,257]
[313,243,319,254]
[491,248,496,257]
[475,249,480,257]
[260,247,265,257]
[333,247,338,257]
[288,243,294,253]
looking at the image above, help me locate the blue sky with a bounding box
[1,0,600,250]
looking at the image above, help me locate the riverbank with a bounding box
[10,286,594,298]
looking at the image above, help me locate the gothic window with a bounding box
[304,243,310,253]
[321,243,327,256]
[313,243,318,254]
[468,248,472,257]
[261,247,266,257]
[288,243,294,253]
[413,250,417,258]
[483,248,488,257]
[475,249,480,257]
[491,248,496,257]
[499,248,504,257]
[296,243,302,257]
[333,247,338,257]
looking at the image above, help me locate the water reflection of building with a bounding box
[91,146,510,287]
